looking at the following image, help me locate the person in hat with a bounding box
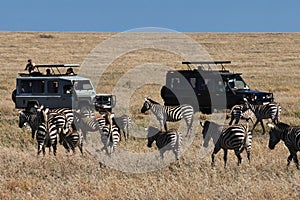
[24,59,35,73]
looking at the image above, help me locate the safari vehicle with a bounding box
[160,61,274,114]
[11,64,115,112]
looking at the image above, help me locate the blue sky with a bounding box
[0,0,299,32]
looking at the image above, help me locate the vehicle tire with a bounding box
[11,89,17,103]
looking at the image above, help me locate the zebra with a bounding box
[60,123,83,155]
[228,104,254,125]
[201,121,252,167]
[36,109,59,156]
[267,122,300,169]
[141,97,194,136]
[113,114,131,141]
[19,110,40,139]
[73,111,104,140]
[19,107,74,140]
[146,126,182,160]
[100,124,120,155]
[243,99,281,134]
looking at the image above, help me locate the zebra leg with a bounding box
[173,149,179,160]
[287,154,293,166]
[223,149,228,167]
[53,143,57,156]
[293,155,299,169]
[164,122,168,132]
[234,149,242,166]
[160,149,165,160]
[260,120,266,134]
[31,130,35,139]
[229,116,234,125]
[211,146,221,167]
[251,119,260,133]
[247,150,251,164]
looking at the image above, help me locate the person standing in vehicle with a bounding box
[24,59,35,73]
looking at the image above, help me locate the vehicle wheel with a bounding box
[11,89,17,103]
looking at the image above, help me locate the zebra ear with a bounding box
[267,123,275,128]
[243,98,248,102]
[145,97,149,102]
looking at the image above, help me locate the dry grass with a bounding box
[1,32,300,199]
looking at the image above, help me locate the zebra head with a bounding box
[146,126,160,148]
[201,121,211,147]
[267,122,288,150]
[201,121,222,148]
[141,98,151,113]
[19,111,29,128]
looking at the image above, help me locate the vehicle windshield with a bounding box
[228,77,249,90]
[74,80,93,91]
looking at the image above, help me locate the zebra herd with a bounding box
[17,96,300,169]
[142,97,299,169]
[19,105,131,156]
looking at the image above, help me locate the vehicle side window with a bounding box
[171,78,180,89]
[20,80,32,93]
[48,81,59,93]
[190,78,196,88]
[63,85,73,94]
[32,80,44,94]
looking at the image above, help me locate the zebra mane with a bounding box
[146,98,160,104]
[276,122,290,129]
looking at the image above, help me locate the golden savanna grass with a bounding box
[0,32,300,199]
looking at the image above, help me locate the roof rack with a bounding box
[33,64,80,75]
[182,61,231,71]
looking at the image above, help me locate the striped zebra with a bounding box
[100,124,120,155]
[146,126,182,160]
[243,99,281,134]
[201,121,252,167]
[19,110,40,139]
[113,114,131,141]
[60,123,83,155]
[268,122,300,169]
[141,98,194,136]
[228,104,254,125]
[73,112,104,140]
[36,109,59,156]
[19,107,74,140]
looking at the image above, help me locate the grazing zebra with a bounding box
[201,121,252,167]
[60,123,83,155]
[113,114,131,141]
[100,124,120,155]
[243,100,281,134]
[146,126,182,160]
[268,122,300,169]
[19,110,40,139]
[228,104,254,125]
[141,97,194,136]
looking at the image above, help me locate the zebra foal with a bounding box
[268,122,300,169]
[146,126,182,160]
[201,121,252,167]
[141,97,194,136]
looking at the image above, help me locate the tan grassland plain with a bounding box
[0,32,300,199]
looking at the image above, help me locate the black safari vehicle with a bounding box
[160,61,274,114]
[12,64,115,112]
